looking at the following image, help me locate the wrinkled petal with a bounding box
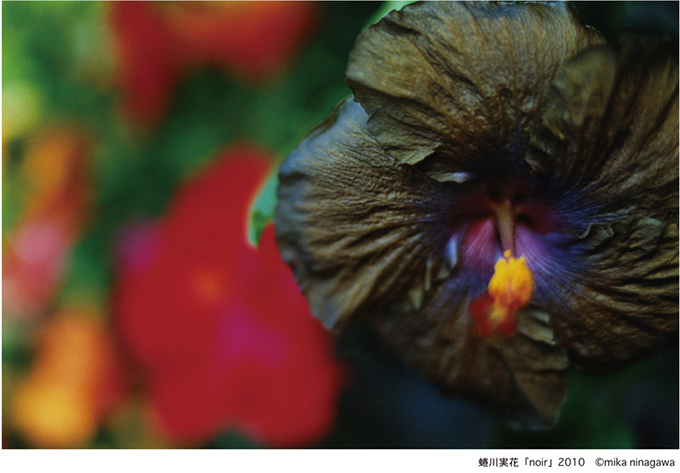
[346,1,602,173]
[274,99,569,426]
[374,282,568,427]
[276,2,677,430]
[527,38,679,229]
[275,98,456,329]
[524,39,679,370]
[541,218,678,371]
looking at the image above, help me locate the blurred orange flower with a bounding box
[9,310,128,448]
[114,145,344,446]
[3,127,92,318]
[108,1,319,125]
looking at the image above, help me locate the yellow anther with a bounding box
[469,250,534,337]
[487,250,533,310]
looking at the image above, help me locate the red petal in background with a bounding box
[108,1,319,126]
[115,145,343,447]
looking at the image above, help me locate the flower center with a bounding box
[448,179,556,273]
[444,180,548,337]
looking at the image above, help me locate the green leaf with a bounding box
[364,0,417,29]
[248,169,279,246]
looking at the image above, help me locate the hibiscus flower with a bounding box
[115,146,343,446]
[274,2,678,426]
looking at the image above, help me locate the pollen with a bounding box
[488,250,533,309]
[469,250,534,337]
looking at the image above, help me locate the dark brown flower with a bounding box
[274,2,678,426]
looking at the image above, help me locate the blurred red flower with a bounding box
[3,127,91,318]
[108,1,319,125]
[114,145,343,446]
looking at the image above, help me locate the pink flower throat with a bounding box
[448,179,557,274]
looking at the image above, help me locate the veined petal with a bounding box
[275,98,454,330]
[524,39,679,370]
[527,38,679,228]
[374,281,568,427]
[543,217,678,371]
[346,1,603,173]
